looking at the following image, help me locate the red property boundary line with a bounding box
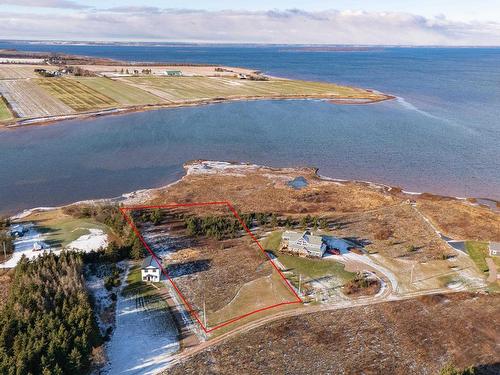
[119,201,302,333]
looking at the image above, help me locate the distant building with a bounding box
[141,255,161,282]
[489,242,500,257]
[32,242,43,251]
[10,224,27,237]
[281,231,327,258]
[165,70,182,77]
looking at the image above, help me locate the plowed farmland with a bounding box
[121,76,378,102]
[75,77,163,105]
[0,80,73,118]
[35,78,118,111]
[0,65,49,79]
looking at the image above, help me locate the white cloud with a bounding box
[1,8,500,45]
[0,0,88,9]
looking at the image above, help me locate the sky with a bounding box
[1,1,500,45]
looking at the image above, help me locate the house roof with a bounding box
[141,255,159,269]
[283,230,323,246]
[490,242,500,251]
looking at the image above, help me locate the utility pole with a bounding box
[203,300,207,328]
[298,274,302,295]
[2,241,6,260]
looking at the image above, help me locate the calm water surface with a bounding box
[0,43,499,214]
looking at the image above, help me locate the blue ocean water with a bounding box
[0,42,499,214]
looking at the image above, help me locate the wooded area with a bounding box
[0,252,102,374]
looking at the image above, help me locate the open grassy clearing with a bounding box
[465,241,489,273]
[75,77,163,105]
[121,76,382,102]
[277,251,354,281]
[208,272,296,327]
[0,96,12,121]
[35,78,117,111]
[20,208,111,248]
[0,79,73,117]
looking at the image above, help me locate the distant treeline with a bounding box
[0,252,101,374]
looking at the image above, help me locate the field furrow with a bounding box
[0,80,74,118]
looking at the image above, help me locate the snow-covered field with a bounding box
[0,223,109,269]
[67,228,108,252]
[0,223,57,268]
[104,268,180,375]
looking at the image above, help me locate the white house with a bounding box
[281,231,327,257]
[141,255,161,282]
[489,242,500,257]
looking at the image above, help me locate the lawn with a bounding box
[35,78,117,111]
[75,77,163,106]
[264,230,283,252]
[0,96,12,121]
[20,208,111,248]
[275,252,355,281]
[465,241,491,273]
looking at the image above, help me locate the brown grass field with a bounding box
[167,292,500,375]
[133,207,298,330]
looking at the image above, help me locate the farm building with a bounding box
[489,242,500,257]
[141,255,161,282]
[281,231,327,258]
[165,70,182,77]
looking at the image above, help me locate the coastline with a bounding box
[10,160,499,220]
[1,93,395,129]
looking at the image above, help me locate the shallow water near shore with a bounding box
[0,44,499,214]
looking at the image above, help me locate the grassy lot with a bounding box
[208,272,297,328]
[275,252,355,281]
[264,230,283,251]
[75,77,163,106]
[465,241,493,273]
[122,76,381,102]
[0,96,12,121]
[20,208,111,248]
[35,78,117,111]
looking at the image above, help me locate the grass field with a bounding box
[75,77,163,106]
[22,208,110,248]
[0,96,12,121]
[276,251,355,281]
[465,241,499,273]
[35,78,118,111]
[121,76,380,102]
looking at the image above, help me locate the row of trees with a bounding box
[0,252,102,374]
[184,212,330,240]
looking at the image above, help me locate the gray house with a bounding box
[489,242,500,257]
[281,231,327,258]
